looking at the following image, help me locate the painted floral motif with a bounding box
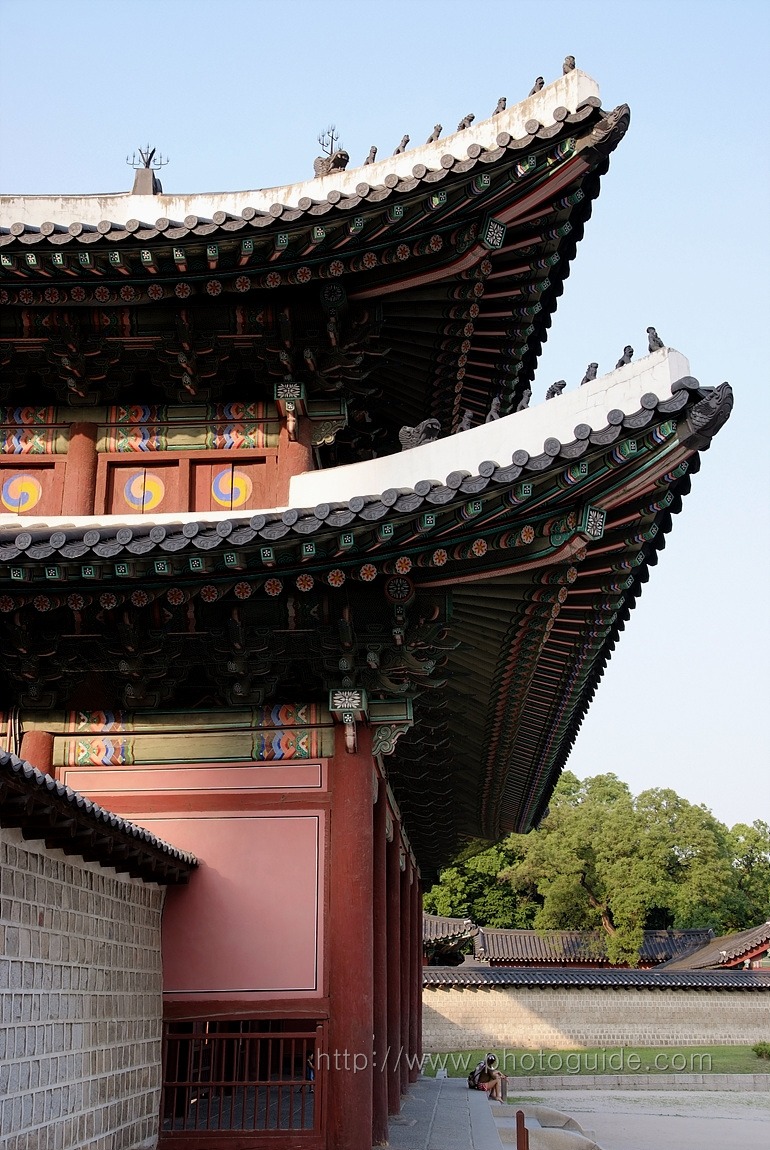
[265,271,282,288]
[362,252,378,269]
[394,556,412,574]
[147,283,164,301]
[235,276,251,293]
[206,279,222,296]
[0,290,9,305]
[359,563,377,582]
[566,566,578,584]
[67,593,85,611]
[396,244,410,261]
[71,286,87,302]
[99,592,118,610]
[234,581,253,599]
[130,590,150,607]
[200,585,219,602]
[119,285,137,302]
[471,538,488,557]
[264,577,283,597]
[166,587,185,606]
[558,586,569,604]
[327,260,344,277]
[432,549,448,566]
[94,286,111,302]
[19,289,34,305]
[33,596,51,612]
[44,287,61,304]
[327,569,346,588]
[295,573,314,592]
[296,266,312,283]
[0,595,15,613]
[428,234,443,252]
[175,282,192,298]
[520,525,535,544]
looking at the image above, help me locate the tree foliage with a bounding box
[424,772,770,965]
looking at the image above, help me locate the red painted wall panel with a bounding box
[144,812,324,997]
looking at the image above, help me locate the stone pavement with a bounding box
[379,1076,504,1150]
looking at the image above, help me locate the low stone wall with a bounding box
[423,984,769,1051]
[0,826,165,1150]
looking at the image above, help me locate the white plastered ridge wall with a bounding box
[289,348,691,505]
[0,349,690,534]
[0,71,599,227]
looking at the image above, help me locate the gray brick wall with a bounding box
[423,985,770,1052]
[0,826,165,1150]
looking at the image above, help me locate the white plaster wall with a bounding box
[290,348,691,506]
[0,72,599,226]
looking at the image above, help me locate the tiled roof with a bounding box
[661,922,770,970]
[423,913,479,944]
[423,966,770,991]
[0,747,196,884]
[475,927,713,966]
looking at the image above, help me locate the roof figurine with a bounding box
[494,97,507,114]
[580,362,599,385]
[455,409,474,433]
[563,55,576,73]
[393,134,410,154]
[529,77,545,96]
[457,113,475,131]
[426,124,442,143]
[314,125,349,176]
[647,325,665,352]
[546,380,567,399]
[615,345,634,368]
[485,395,502,422]
[398,417,442,450]
[515,387,532,411]
[364,145,377,165]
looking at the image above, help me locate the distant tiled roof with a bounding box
[475,927,713,966]
[423,967,770,991]
[0,748,196,884]
[661,922,770,971]
[423,913,479,944]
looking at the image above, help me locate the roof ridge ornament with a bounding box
[126,144,168,196]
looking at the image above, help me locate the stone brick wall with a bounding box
[0,826,165,1150]
[423,985,769,1051]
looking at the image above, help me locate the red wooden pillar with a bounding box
[399,860,411,1095]
[327,724,374,1150]
[372,781,389,1145]
[19,730,54,776]
[62,422,98,516]
[276,417,314,504]
[409,872,422,1081]
[385,822,402,1114]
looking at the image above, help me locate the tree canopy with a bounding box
[423,772,770,965]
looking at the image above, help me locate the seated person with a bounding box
[467,1052,506,1101]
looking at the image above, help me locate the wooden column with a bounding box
[385,824,402,1114]
[61,422,98,516]
[409,873,422,1081]
[276,417,314,505]
[19,730,54,776]
[399,861,411,1095]
[327,723,374,1150]
[372,782,389,1145]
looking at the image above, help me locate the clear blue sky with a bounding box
[1,0,768,830]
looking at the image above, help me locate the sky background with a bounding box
[1,0,768,831]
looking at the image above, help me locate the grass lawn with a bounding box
[422,1045,766,1077]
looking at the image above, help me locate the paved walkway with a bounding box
[379,1076,504,1150]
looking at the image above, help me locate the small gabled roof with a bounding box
[423,913,479,945]
[661,922,770,971]
[475,926,714,966]
[0,747,196,884]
